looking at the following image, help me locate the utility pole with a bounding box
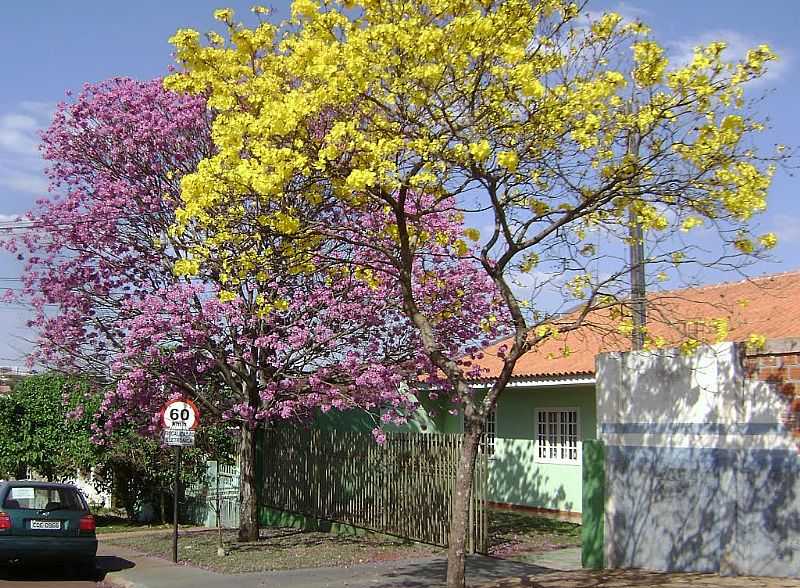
[627,125,647,350]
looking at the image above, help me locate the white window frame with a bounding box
[535,407,581,465]
[481,408,496,456]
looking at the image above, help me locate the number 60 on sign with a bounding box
[161,399,200,430]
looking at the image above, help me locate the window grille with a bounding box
[481,409,496,456]
[536,408,580,464]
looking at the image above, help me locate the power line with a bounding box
[0,209,172,232]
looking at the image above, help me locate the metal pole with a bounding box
[216,461,224,556]
[173,446,181,564]
[627,123,647,350]
[630,213,647,350]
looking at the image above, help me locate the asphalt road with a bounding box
[0,551,133,587]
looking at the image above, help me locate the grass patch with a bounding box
[103,527,442,573]
[488,510,581,559]
[95,513,173,535]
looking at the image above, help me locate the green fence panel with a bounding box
[259,429,488,552]
[581,439,605,569]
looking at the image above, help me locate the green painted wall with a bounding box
[388,394,448,433]
[313,384,597,515]
[409,385,596,513]
[490,385,596,513]
[313,408,376,432]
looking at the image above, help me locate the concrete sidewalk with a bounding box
[98,542,556,588]
[99,544,800,588]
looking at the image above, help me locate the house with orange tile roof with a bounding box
[409,270,800,518]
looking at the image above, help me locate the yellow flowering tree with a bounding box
[165,2,786,584]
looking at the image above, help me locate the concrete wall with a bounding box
[72,470,111,508]
[597,341,800,577]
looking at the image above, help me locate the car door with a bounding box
[3,485,87,538]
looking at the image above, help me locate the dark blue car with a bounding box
[0,480,97,575]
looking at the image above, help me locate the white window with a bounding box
[481,409,496,456]
[536,408,580,464]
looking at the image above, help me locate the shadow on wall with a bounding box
[599,343,800,577]
[488,441,574,514]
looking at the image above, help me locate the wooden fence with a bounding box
[261,429,489,553]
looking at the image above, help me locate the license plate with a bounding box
[30,520,61,530]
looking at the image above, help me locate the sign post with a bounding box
[160,398,200,564]
[173,445,181,564]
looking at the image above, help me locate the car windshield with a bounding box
[2,486,85,511]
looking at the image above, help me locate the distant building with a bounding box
[0,366,33,395]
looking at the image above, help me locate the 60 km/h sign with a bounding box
[161,399,200,431]
[160,397,201,564]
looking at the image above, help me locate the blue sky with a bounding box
[0,1,798,365]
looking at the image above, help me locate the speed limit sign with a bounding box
[161,399,200,431]
[160,398,201,564]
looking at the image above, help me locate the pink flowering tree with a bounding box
[5,78,210,373]
[7,77,500,541]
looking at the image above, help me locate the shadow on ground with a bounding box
[0,554,135,583]
[366,554,551,588]
[480,568,800,588]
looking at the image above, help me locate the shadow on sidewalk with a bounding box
[0,554,135,583]
[367,555,551,588]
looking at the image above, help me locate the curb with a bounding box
[103,574,140,588]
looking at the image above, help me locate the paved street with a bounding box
[1,542,799,588]
[0,548,134,587]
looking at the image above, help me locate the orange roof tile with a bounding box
[473,270,800,380]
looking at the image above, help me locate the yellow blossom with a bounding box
[464,227,481,241]
[680,338,701,355]
[681,217,704,232]
[218,290,238,302]
[173,258,200,277]
[746,333,767,351]
[632,40,668,87]
[468,140,492,162]
[346,169,378,191]
[758,232,777,249]
[213,8,234,22]
[734,237,754,254]
[497,150,519,172]
[291,0,318,20]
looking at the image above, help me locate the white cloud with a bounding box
[506,267,564,307]
[667,30,790,84]
[767,213,800,244]
[0,172,48,195]
[1,114,38,131]
[0,130,38,156]
[0,113,41,156]
[19,101,55,120]
[586,1,650,24]
[0,102,51,197]
[0,213,22,224]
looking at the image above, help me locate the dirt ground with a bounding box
[478,568,800,588]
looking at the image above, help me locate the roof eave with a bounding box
[467,372,596,388]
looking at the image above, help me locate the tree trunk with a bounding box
[446,422,482,588]
[237,425,260,542]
